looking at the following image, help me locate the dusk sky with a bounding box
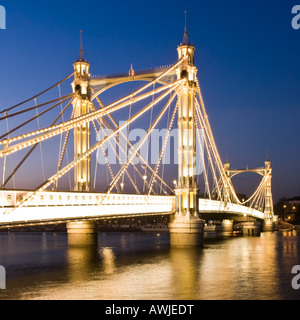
[0,0,300,202]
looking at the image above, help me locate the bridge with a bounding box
[0,26,274,246]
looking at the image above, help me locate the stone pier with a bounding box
[243,221,262,236]
[67,221,98,246]
[169,217,205,247]
[263,219,275,232]
[221,220,233,232]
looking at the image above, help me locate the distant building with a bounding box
[282,197,300,223]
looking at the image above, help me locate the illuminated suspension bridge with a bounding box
[0,27,274,246]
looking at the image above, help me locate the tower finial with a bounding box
[79,30,84,61]
[225,153,229,164]
[266,149,270,162]
[182,10,190,45]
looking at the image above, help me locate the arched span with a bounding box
[90,65,177,101]
[90,77,170,101]
[229,168,265,178]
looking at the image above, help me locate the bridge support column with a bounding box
[169,28,205,247]
[67,221,98,246]
[221,220,233,233]
[169,218,204,248]
[71,39,92,193]
[242,222,261,236]
[263,219,274,232]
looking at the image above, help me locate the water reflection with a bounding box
[67,246,99,283]
[170,248,202,300]
[0,231,299,300]
[99,248,116,275]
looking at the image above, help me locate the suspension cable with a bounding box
[90,103,140,194]
[0,73,75,115]
[195,82,240,204]
[195,107,211,200]
[0,93,75,121]
[5,112,16,189]
[195,101,222,200]
[0,81,177,152]
[159,92,172,195]
[55,102,76,190]
[1,96,76,189]
[0,94,74,141]
[148,95,179,196]
[91,105,148,194]
[143,82,155,193]
[4,81,183,215]
[35,98,46,182]
[103,87,181,201]
[91,118,120,193]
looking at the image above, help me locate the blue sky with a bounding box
[0,0,300,202]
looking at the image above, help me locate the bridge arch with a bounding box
[90,67,175,101]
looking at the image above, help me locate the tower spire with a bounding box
[182,11,190,45]
[266,149,270,162]
[79,30,85,61]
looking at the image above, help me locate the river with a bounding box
[0,230,299,300]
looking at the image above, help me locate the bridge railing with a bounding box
[0,190,175,226]
[198,198,265,220]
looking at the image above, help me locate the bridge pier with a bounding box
[263,219,275,232]
[169,217,205,248]
[242,222,262,236]
[66,221,98,246]
[221,220,233,232]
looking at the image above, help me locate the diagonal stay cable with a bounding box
[0,93,75,121]
[147,95,179,196]
[90,104,139,194]
[103,109,174,195]
[0,81,178,154]
[101,87,181,203]
[196,79,241,204]
[0,95,76,189]
[0,94,74,141]
[0,73,75,115]
[3,81,183,215]
[88,90,173,194]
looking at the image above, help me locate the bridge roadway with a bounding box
[197,199,265,220]
[0,190,265,228]
[0,190,175,228]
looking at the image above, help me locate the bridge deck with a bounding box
[0,190,265,227]
[198,199,265,220]
[0,190,175,227]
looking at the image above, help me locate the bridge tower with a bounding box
[263,160,274,231]
[169,20,205,247]
[71,32,92,192]
[67,32,97,246]
[224,161,231,203]
[264,161,273,219]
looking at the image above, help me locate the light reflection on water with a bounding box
[0,231,299,300]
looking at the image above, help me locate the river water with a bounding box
[0,230,299,300]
